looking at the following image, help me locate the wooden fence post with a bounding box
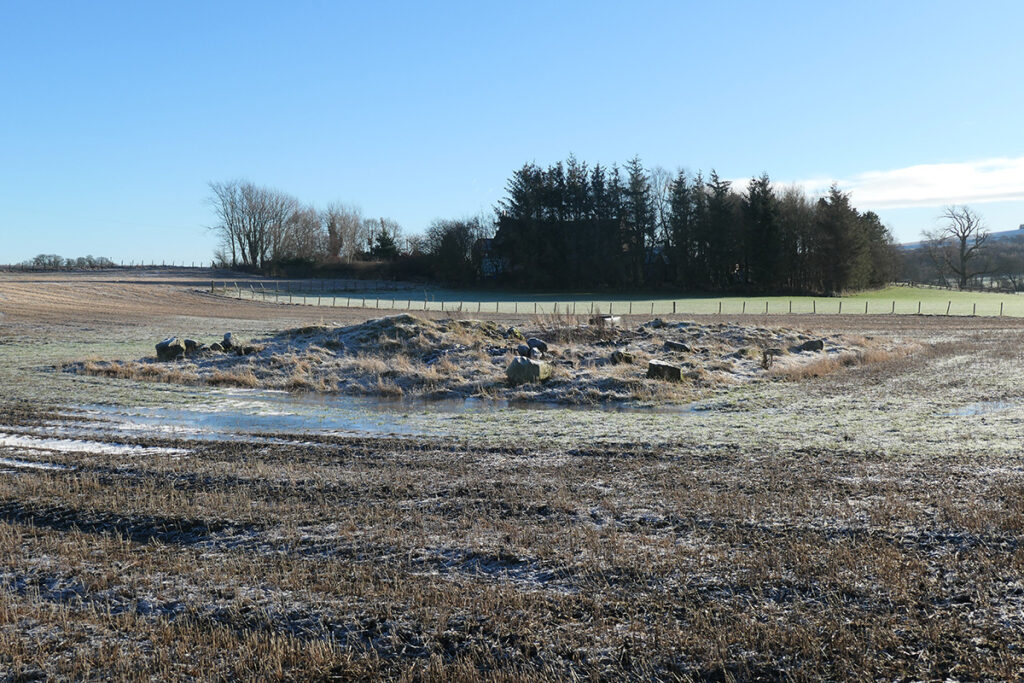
[1000,301,1004,317]
[673,301,676,314]
[946,301,951,315]
[718,301,721,314]
[741,301,745,314]
[864,300,868,314]
[812,300,816,314]
[765,301,768,314]
[917,301,921,314]
[891,300,895,314]
[838,301,842,314]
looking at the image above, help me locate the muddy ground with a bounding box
[3,270,1024,680]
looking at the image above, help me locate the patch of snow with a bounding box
[0,457,68,471]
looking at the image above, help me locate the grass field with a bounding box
[218,282,1024,317]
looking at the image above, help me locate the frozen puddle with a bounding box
[0,432,189,456]
[50,389,702,442]
[946,401,1019,417]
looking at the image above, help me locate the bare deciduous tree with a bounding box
[208,180,298,269]
[322,202,364,262]
[277,205,326,262]
[923,205,989,290]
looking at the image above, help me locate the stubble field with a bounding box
[2,271,1024,680]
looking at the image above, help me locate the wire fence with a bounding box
[209,280,1024,318]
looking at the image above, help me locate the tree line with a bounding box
[493,156,897,294]
[208,159,900,294]
[206,179,495,280]
[207,180,407,271]
[15,254,117,270]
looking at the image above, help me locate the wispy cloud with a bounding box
[790,156,1024,209]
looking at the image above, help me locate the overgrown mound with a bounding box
[67,314,910,405]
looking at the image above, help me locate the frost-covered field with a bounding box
[3,272,1024,680]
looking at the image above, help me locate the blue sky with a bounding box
[2,1,1023,264]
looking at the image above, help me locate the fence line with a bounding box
[208,281,1022,318]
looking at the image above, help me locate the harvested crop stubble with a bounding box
[0,422,1023,680]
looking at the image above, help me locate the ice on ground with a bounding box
[0,456,68,471]
[0,432,189,456]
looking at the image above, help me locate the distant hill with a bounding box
[900,225,1024,251]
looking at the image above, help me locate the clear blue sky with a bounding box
[3,1,1023,264]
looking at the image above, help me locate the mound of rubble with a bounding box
[69,314,904,405]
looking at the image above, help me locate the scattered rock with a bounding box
[647,360,683,382]
[222,333,234,350]
[506,357,552,385]
[235,345,257,356]
[646,318,666,329]
[155,337,186,361]
[611,349,636,365]
[517,343,532,357]
[664,340,691,353]
[794,339,825,352]
[530,347,543,360]
[527,337,548,353]
[505,327,524,340]
[209,342,224,353]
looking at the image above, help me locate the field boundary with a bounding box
[208,280,1024,318]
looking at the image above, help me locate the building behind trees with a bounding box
[206,158,903,295]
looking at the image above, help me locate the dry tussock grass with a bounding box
[206,367,258,388]
[770,344,915,381]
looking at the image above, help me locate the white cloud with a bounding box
[790,156,1024,209]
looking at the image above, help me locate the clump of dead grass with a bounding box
[206,367,258,388]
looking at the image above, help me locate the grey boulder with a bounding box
[506,357,552,385]
[794,339,825,352]
[155,337,186,361]
[647,360,683,382]
[610,349,636,365]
